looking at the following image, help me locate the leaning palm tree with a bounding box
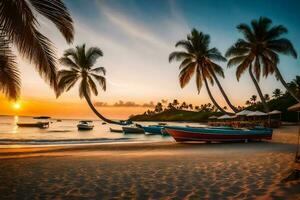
[169,29,237,114]
[56,44,127,125]
[226,17,299,112]
[0,0,74,100]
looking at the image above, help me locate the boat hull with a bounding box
[165,128,272,142]
[142,126,163,134]
[109,128,123,133]
[17,122,49,128]
[122,127,145,134]
[77,125,94,130]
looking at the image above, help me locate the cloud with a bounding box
[94,100,155,108]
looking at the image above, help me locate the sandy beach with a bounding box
[0,126,300,200]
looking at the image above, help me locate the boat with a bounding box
[17,122,49,128]
[109,127,123,133]
[77,121,94,131]
[122,126,145,134]
[163,126,273,142]
[142,125,165,135]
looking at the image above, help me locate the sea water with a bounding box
[0,116,206,146]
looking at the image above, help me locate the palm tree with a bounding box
[250,95,257,104]
[154,102,163,113]
[0,0,74,100]
[272,88,283,99]
[56,44,127,125]
[288,76,300,98]
[188,104,193,110]
[245,100,251,106]
[172,99,179,109]
[226,17,299,113]
[264,94,270,102]
[169,29,237,113]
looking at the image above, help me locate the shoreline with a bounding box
[0,126,299,199]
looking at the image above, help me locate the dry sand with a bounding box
[0,126,299,199]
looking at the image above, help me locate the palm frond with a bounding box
[169,51,192,63]
[59,57,79,70]
[225,45,250,58]
[86,47,103,68]
[0,34,21,100]
[91,74,106,91]
[179,62,196,88]
[236,56,253,81]
[175,40,194,52]
[268,39,297,58]
[91,66,106,75]
[28,0,74,43]
[210,62,224,78]
[0,1,58,90]
[56,69,78,96]
[207,48,227,62]
[88,76,98,96]
[265,25,287,40]
[227,55,247,68]
[237,23,255,42]
[79,78,90,99]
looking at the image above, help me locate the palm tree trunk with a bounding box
[273,66,300,102]
[203,78,229,114]
[83,93,125,125]
[248,65,269,112]
[209,69,239,113]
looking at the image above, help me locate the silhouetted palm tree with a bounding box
[169,29,237,113]
[172,99,179,109]
[245,100,251,106]
[264,94,270,102]
[250,95,257,104]
[226,17,299,112]
[0,0,74,100]
[56,44,127,125]
[272,88,283,99]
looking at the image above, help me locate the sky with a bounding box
[1,0,300,119]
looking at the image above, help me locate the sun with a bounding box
[13,102,21,110]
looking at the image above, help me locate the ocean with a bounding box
[0,116,204,147]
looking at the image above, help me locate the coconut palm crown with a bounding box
[169,28,237,113]
[226,17,298,112]
[57,44,128,125]
[0,0,74,100]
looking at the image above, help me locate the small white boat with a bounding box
[77,121,94,131]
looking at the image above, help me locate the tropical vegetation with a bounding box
[226,17,298,113]
[0,0,74,100]
[169,28,238,114]
[56,44,127,125]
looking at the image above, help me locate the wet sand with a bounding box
[0,126,300,199]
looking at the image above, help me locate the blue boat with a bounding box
[142,125,164,135]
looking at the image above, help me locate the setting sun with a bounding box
[13,102,21,110]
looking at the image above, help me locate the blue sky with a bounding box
[4,0,300,118]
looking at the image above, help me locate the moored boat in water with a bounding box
[17,122,50,129]
[163,126,273,142]
[77,121,94,131]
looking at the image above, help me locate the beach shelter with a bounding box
[236,110,253,116]
[208,115,218,119]
[246,111,267,116]
[218,114,236,119]
[268,110,282,115]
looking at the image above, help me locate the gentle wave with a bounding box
[0,138,132,145]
